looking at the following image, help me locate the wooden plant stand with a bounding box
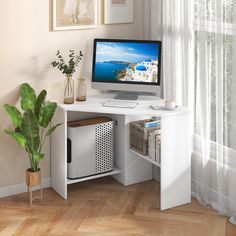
[26,169,43,206]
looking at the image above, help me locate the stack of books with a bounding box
[143,120,161,164]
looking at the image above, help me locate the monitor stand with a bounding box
[114,92,138,101]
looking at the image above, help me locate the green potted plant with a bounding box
[51,50,83,104]
[4,83,61,192]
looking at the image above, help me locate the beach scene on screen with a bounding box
[94,42,160,83]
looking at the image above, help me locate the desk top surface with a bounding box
[58,94,190,117]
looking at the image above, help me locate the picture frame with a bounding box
[104,0,134,24]
[52,0,97,31]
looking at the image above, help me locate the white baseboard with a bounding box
[0,177,51,198]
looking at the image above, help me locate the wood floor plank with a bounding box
[226,222,236,236]
[0,216,25,236]
[0,177,235,236]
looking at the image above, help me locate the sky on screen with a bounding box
[96,42,159,63]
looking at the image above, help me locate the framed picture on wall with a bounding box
[104,0,134,24]
[53,0,97,31]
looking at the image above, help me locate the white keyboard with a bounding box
[103,100,138,109]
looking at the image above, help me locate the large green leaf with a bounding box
[4,129,27,148]
[21,110,39,151]
[34,90,47,119]
[4,104,22,128]
[20,83,37,111]
[38,102,57,128]
[46,123,62,137]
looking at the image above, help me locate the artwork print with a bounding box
[104,0,133,24]
[53,0,97,30]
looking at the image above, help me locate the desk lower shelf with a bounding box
[67,167,122,185]
[130,149,161,167]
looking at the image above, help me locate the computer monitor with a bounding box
[92,39,162,100]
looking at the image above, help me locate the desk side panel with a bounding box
[109,114,126,184]
[110,115,153,185]
[161,113,191,210]
[51,107,67,199]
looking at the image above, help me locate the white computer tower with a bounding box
[67,117,114,179]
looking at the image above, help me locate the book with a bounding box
[148,132,155,160]
[143,120,161,128]
[148,129,161,162]
[155,135,161,163]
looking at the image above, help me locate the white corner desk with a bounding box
[51,94,191,210]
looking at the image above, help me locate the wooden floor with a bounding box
[0,177,236,236]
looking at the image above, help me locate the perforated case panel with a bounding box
[95,121,114,173]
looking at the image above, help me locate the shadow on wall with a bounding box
[18,56,51,82]
[0,87,29,186]
[0,87,21,151]
[16,56,62,101]
[0,87,21,130]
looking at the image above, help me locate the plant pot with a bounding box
[26,169,41,187]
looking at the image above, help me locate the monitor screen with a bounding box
[92,39,161,87]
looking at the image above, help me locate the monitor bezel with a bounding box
[92,38,162,87]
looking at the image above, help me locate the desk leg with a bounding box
[51,107,67,199]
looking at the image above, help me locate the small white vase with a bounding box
[76,77,86,102]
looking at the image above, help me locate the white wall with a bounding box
[0,0,145,188]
